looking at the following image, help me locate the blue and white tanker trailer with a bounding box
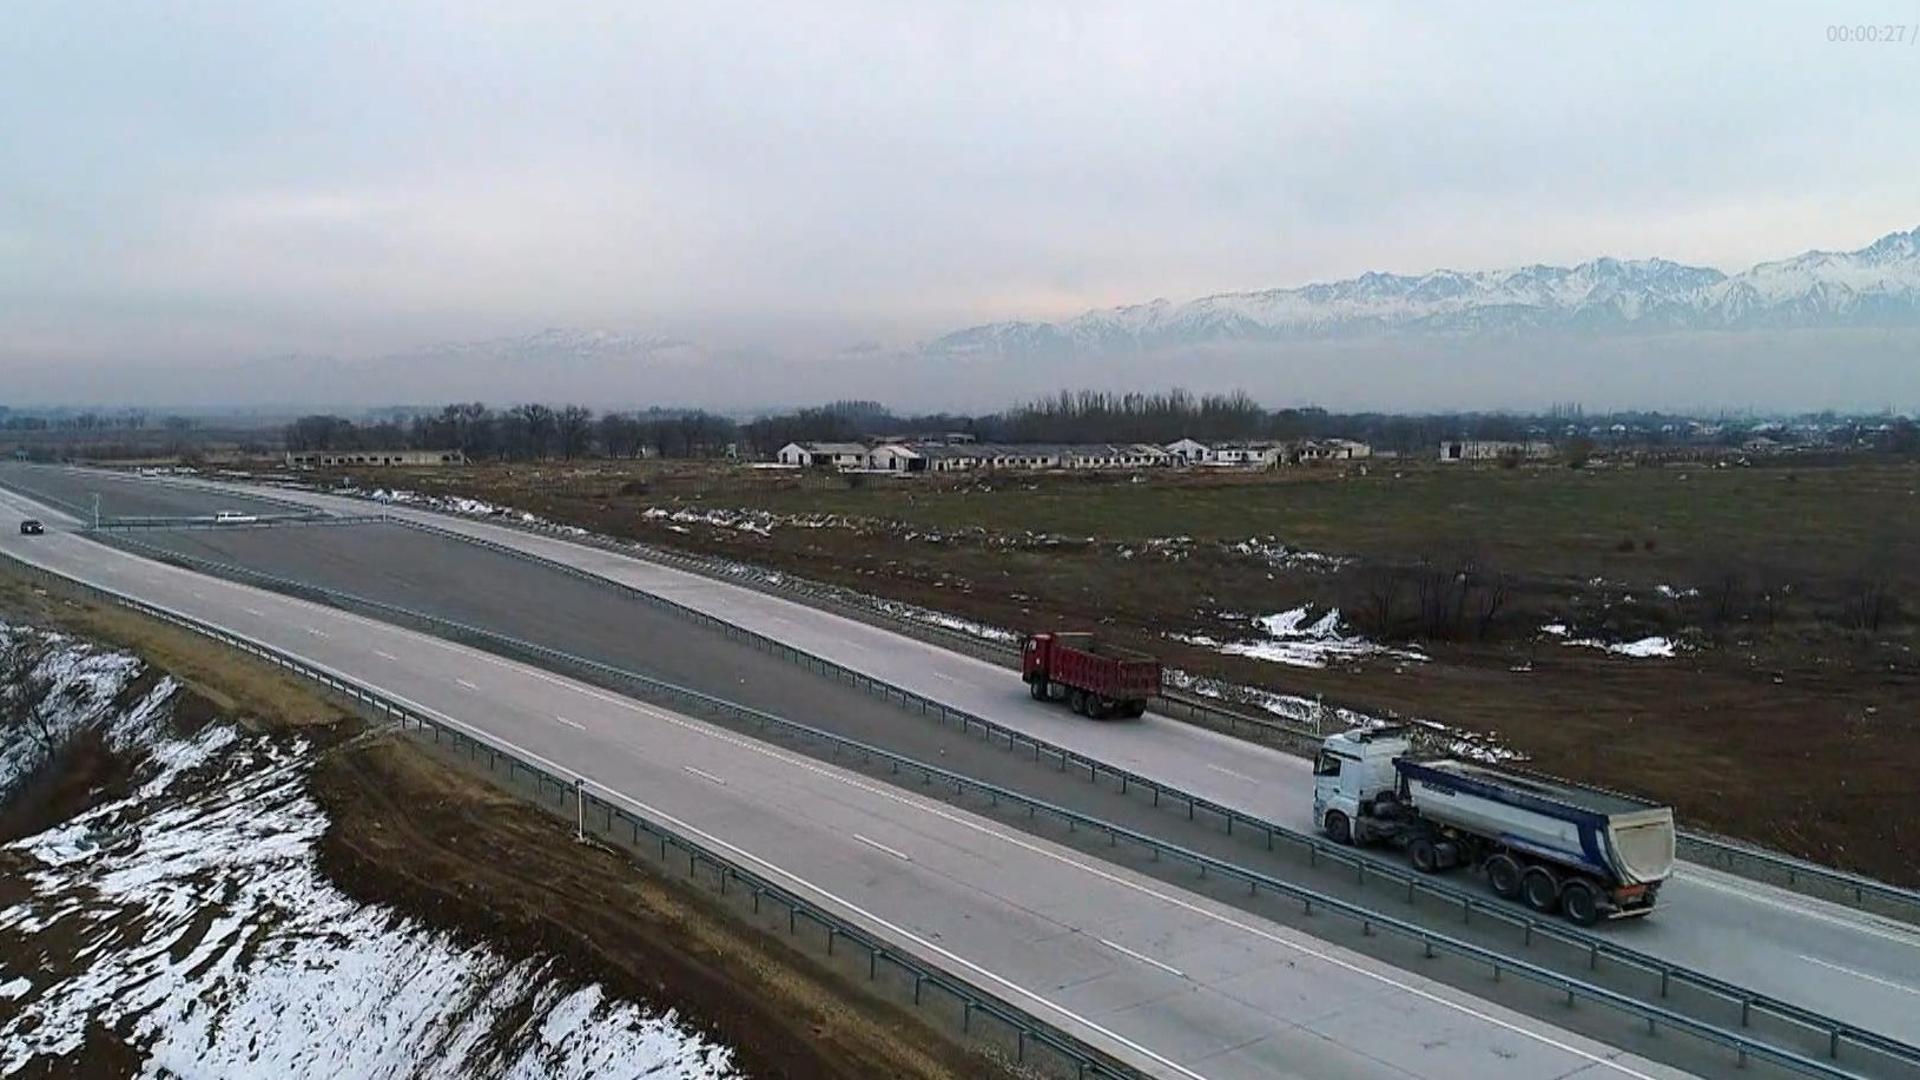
[1311,726,1676,925]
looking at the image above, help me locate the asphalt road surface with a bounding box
[0,484,1701,1080]
[0,464,295,521]
[128,468,1920,1050]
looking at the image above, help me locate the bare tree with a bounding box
[509,403,557,459]
[1,641,60,762]
[1349,563,1406,639]
[1842,570,1899,633]
[1471,570,1513,640]
[555,405,595,460]
[1700,561,1746,627]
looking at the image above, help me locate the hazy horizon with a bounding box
[5,3,1918,409]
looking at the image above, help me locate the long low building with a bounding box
[866,442,1171,472]
[779,437,1375,473]
[286,449,467,468]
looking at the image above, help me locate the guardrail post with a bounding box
[574,777,586,842]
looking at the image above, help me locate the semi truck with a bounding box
[1311,726,1675,925]
[1021,632,1160,719]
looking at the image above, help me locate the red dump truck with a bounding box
[1021,632,1160,719]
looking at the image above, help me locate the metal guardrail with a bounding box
[87,513,372,531]
[349,498,1920,926]
[1678,833,1920,916]
[51,463,1920,919]
[0,545,1144,1080]
[87,529,1919,1079]
[73,473,1920,916]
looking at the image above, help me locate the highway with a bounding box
[0,481,1702,1080]
[4,462,1920,1054]
[95,465,1916,1049]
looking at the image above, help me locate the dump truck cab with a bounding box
[1311,725,1410,845]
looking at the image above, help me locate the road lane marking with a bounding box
[1100,939,1186,979]
[1205,764,1256,783]
[455,678,479,691]
[682,766,727,786]
[434,656,1655,1079]
[306,627,330,638]
[1798,955,1920,996]
[374,650,397,661]
[243,607,263,617]
[1676,870,1920,949]
[931,672,957,683]
[853,834,913,862]
[555,715,585,730]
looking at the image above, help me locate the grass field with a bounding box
[715,461,1920,592]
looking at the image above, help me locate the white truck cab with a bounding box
[1311,725,1410,844]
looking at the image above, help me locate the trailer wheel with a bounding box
[1409,837,1439,873]
[1324,810,1353,846]
[1485,855,1523,900]
[1560,879,1602,926]
[1520,866,1562,914]
[1029,678,1049,701]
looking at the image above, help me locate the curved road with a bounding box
[81,465,1920,1049]
[0,482,1698,1080]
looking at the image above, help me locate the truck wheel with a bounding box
[1520,866,1562,914]
[1324,810,1353,846]
[1069,689,1087,715]
[1125,701,1146,718]
[1029,678,1048,701]
[1409,837,1438,873]
[1560,879,1603,926]
[1485,855,1523,900]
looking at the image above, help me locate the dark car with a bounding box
[19,519,44,535]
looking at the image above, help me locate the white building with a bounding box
[917,444,985,471]
[1210,442,1285,468]
[776,442,869,468]
[1064,444,1170,469]
[285,450,467,468]
[866,444,924,472]
[1165,438,1214,465]
[1438,440,1553,463]
[1295,438,1373,463]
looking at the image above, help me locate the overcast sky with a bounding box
[3,2,1917,403]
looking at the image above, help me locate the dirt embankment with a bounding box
[0,568,1010,1079]
[314,737,1006,1080]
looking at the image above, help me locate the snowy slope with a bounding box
[0,621,736,1079]
[926,226,1920,359]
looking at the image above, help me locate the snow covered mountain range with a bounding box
[204,225,1920,409]
[926,226,1920,360]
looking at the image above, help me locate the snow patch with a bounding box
[0,726,736,1079]
[0,622,147,801]
[1177,606,1423,669]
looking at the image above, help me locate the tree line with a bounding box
[280,393,1920,462]
[284,404,738,461]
